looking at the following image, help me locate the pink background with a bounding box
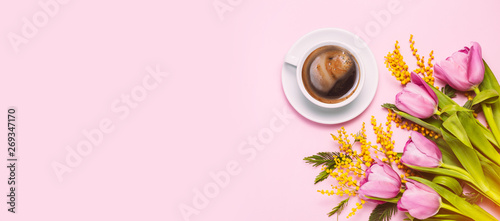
[1,0,500,220]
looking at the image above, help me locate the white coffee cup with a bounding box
[285,41,365,108]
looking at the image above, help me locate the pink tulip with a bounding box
[359,161,401,202]
[395,73,438,119]
[434,42,485,91]
[398,180,441,219]
[401,131,442,168]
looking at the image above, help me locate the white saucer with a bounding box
[282,28,379,124]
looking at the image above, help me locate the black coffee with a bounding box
[302,45,359,104]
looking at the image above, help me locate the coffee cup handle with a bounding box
[284,54,299,66]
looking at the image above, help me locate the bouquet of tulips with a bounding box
[304,39,500,221]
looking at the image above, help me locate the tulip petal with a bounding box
[410,73,438,104]
[458,46,470,54]
[401,141,441,168]
[359,162,402,203]
[450,48,469,71]
[410,179,437,192]
[467,42,485,87]
[381,163,402,183]
[398,191,440,219]
[434,42,485,91]
[397,200,407,212]
[398,181,441,219]
[359,181,400,199]
[410,132,442,164]
[396,91,436,119]
[411,132,442,159]
[401,132,442,167]
[368,164,400,185]
[434,61,470,91]
[404,82,436,106]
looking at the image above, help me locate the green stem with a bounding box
[394,110,442,134]
[442,162,500,207]
[435,110,442,116]
[483,105,500,143]
[440,163,500,206]
[440,163,473,182]
[475,118,500,148]
[441,201,498,221]
[440,203,464,216]
[474,87,500,146]
[365,196,400,203]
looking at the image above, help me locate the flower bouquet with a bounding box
[304,35,500,221]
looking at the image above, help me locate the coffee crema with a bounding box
[302,45,359,104]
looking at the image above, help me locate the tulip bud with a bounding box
[398,180,441,219]
[401,131,442,168]
[395,73,438,119]
[434,42,485,91]
[359,161,401,202]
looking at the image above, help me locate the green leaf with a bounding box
[480,104,500,151]
[441,84,457,98]
[396,152,403,158]
[381,103,399,110]
[475,119,500,148]
[479,60,500,136]
[424,219,460,221]
[442,113,472,148]
[327,198,349,218]
[368,203,398,221]
[478,152,500,178]
[428,82,458,108]
[433,176,463,195]
[393,110,441,134]
[479,60,500,94]
[481,161,500,194]
[457,111,500,166]
[382,103,442,134]
[409,177,497,221]
[440,104,472,115]
[366,196,400,203]
[429,213,473,221]
[472,89,499,105]
[425,215,472,221]
[405,164,472,183]
[304,152,351,184]
[303,152,341,168]
[314,171,329,184]
[433,138,462,167]
[463,100,473,109]
[441,130,486,190]
[433,214,472,220]
[424,117,444,129]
